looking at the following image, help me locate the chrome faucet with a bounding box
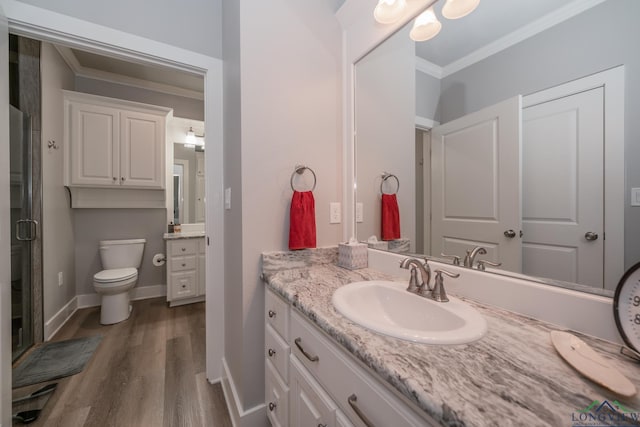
[399,258,431,296]
[463,246,487,268]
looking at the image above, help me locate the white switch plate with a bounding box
[632,188,640,207]
[58,271,63,287]
[224,188,231,210]
[356,203,364,223]
[330,202,341,224]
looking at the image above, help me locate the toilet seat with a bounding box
[94,267,137,283]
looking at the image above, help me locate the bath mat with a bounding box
[12,335,102,389]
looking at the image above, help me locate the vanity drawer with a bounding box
[266,360,289,427]
[170,239,197,256]
[198,237,206,252]
[266,324,290,382]
[290,310,435,427]
[170,271,197,299]
[266,288,290,340]
[170,255,196,271]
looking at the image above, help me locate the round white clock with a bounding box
[613,262,640,353]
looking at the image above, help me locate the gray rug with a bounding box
[12,335,102,389]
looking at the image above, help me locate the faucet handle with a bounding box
[430,269,460,302]
[440,253,461,266]
[476,259,502,271]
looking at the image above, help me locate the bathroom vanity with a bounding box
[262,248,640,426]
[164,232,205,306]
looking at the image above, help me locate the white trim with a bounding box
[415,116,438,131]
[415,56,442,79]
[442,0,608,78]
[220,358,266,427]
[44,297,78,341]
[523,66,625,291]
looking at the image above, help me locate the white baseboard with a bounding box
[221,358,267,427]
[44,297,78,340]
[46,285,168,340]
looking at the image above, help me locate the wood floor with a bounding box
[12,297,232,427]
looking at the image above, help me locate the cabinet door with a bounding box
[195,175,205,222]
[197,238,205,296]
[196,152,205,176]
[120,110,164,188]
[69,102,119,186]
[290,357,336,427]
[170,271,197,299]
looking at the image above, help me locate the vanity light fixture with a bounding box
[410,6,442,42]
[441,0,480,20]
[374,0,407,24]
[376,0,480,42]
[185,127,197,145]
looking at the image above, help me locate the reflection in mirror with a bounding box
[355,0,640,295]
[173,143,204,224]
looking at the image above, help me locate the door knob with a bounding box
[585,232,598,241]
[504,229,516,238]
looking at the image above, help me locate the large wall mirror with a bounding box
[355,0,640,295]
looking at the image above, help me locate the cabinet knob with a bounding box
[121,177,125,181]
[181,247,186,252]
[182,284,186,288]
[268,310,276,318]
[112,177,117,181]
[268,402,276,412]
[268,348,276,357]
[182,263,186,267]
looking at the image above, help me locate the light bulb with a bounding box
[185,127,196,145]
[442,0,480,20]
[410,7,442,42]
[374,0,407,25]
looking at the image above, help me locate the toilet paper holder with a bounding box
[152,253,166,266]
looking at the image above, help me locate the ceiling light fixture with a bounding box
[186,127,197,145]
[410,7,442,42]
[374,0,407,24]
[441,0,480,20]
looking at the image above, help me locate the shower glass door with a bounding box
[10,105,35,361]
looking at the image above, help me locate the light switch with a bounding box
[224,188,231,210]
[632,188,640,207]
[330,202,341,224]
[356,203,364,223]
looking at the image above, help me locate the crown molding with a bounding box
[415,56,442,79]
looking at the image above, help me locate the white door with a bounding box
[522,87,604,287]
[431,96,522,270]
[120,110,164,188]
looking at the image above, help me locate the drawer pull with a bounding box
[268,402,276,412]
[181,263,186,267]
[268,348,276,357]
[181,247,186,252]
[318,425,327,427]
[268,310,276,318]
[294,337,319,362]
[348,394,376,427]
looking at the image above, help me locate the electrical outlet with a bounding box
[356,203,364,223]
[58,272,63,287]
[330,202,341,224]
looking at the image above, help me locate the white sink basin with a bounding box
[332,281,487,344]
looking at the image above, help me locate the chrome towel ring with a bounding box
[290,165,317,192]
[380,172,399,195]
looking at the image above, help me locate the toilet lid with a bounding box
[94,268,137,283]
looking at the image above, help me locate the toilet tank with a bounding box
[99,238,146,270]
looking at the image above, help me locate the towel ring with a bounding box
[380,172,399,195]
[290,165,317,192]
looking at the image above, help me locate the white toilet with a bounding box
[93,238,146,325]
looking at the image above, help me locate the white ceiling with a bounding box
[415,0,605,69]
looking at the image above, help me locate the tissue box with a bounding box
[338,242,368,270]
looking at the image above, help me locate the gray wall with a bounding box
[416,69,441,122]
[17,0,222,59]
[223,0,344,416]
[40,43,76,325]
[439,0,640,269]
[73,209,167,295]
[75,77,204,120]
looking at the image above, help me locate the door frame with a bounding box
[523,66,625,291]
[0,3,225,424]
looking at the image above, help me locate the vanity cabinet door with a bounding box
[170,271,197,299]
[266,360,289,427]
[289,357,336,427]
[197,238,205,296]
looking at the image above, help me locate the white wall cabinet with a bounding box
[264,288,436,427]
[166,237,205,306]
[64,91,170,190]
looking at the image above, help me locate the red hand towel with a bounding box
[289,191,317,250]
[381,193,400,241]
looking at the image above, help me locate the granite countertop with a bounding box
[262,248,640,426]
[163,231,205,240]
